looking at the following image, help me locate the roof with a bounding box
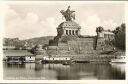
[58,21,81,29]
[3,50,34,57]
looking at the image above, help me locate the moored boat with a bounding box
[110,56,126,63]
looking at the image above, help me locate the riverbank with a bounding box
[3,50,125,63]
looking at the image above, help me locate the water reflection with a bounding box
[3,63,125,80]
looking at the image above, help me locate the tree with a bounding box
[43,44,48,50]
[113,23,125,50]
[96,26,104,34]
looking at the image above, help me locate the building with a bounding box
[42,56,71,62]
[57,21,81,36]
[97,30,115,41]
[47,6,116,61]
[47,6,96,57]
[3,45,16,50]
[4,50,35,63]
[96,30,115,51]
[3,38,19,50]
[25,55,35,62]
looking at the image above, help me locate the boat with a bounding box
[110,55,126,63]
[7,60,24,64]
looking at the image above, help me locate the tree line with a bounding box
[113,23,125,50]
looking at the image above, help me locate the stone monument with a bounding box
[51,6,81,45]
[47,6,115,62]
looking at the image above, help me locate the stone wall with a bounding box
[47,36,97,56]
[96,37,115,52]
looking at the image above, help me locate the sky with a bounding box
[3,2,125,40]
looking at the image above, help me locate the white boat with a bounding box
[110,56,126,63]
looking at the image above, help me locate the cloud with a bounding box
[40,17,57,36]
[80,14,118,36]
[5,6,57,39]
[25,13,39,24]
[4,5,18,23]
[102,19,118,30]
[6,15,43,39]
[4,4,122,39]
[80,14,101,36]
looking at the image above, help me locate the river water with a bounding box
[3,63,125,80]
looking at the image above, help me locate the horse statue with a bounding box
[60,6,75,21]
